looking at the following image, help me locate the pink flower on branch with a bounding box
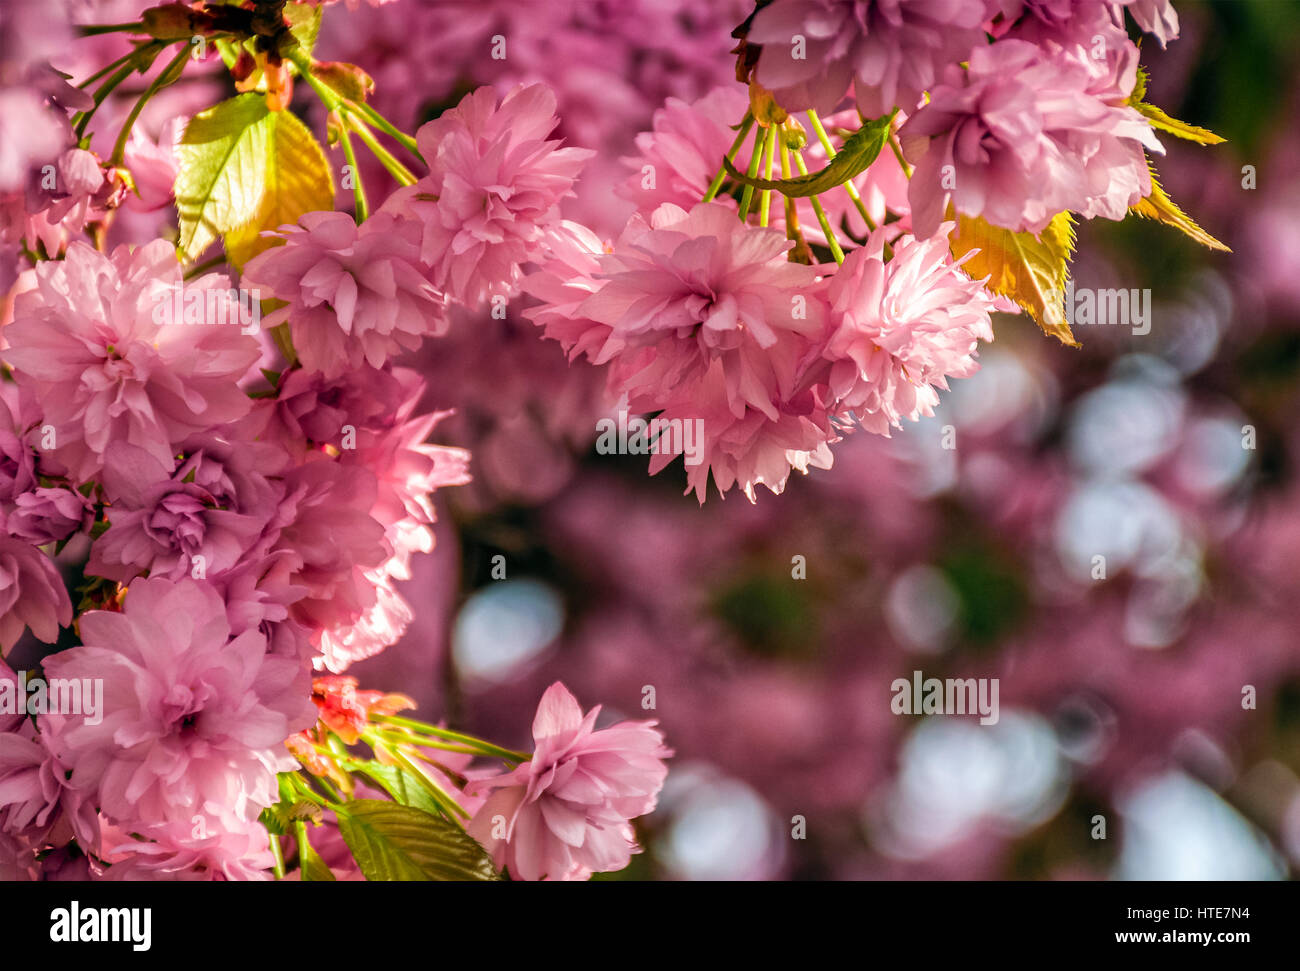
[468,681,671,881]
[243,211,447,380]
[900,38,1162,238]
[3,241,260,483]
[383,83,594,308]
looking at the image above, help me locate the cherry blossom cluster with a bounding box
[510,0,1188,502]
[0,0,1212,880]
[0,3,667,880]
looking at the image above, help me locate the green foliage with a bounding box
[355,762,448,819]
[712,572,818,659]
[721,113,894,198]
[334,801,501,881]
[175,93,333,265]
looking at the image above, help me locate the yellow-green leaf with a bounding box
[1131,159,1230,252]
[1134,102,1225,145]
[949,212,1079,347]
[175,94,275,262]
[721,111,895,197]
[284,2,323,59]
[335,801,501,882]
[223,107,333,267]
[298,825,336,882]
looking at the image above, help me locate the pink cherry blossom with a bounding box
[101,817,275,881]
[87,442,271,584]
[4,486,89,545]
[900,38,1162,238]
[618,85,751,214]
[0,719,97,849]
[122,118,182,213]
[748,0,993,117]
[0,87,69,194]
[41,576,315,831]
[382,83,594,307]
[0,535,71,652]
[652,359,838,503]
[570,202,830,420]
[2,240,260,482]
[244,210,448,380]
[467,681,671,880]
[271,456,389,638]
[824,225,995,434]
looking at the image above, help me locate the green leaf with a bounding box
[355,762,446,819]
[259,800,323,836]
[949,211,1079,346]
[1130,159,1230,252]
[335,801,501,882]
[175,94,274,262]
[721,113,894,198]
[284,2,323,59]
[1134,102,1226,145]
[297,825,336,882]
[1126,66,1224,145]
[1130,65,1148,105]
[223,106,334,268]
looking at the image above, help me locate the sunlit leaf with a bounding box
[355,762,447,820]
[174,94,272,261]
[1134,102,1226,145]
[1130,159,1231,251]
[222,106,333,267]
[335,800,501,882]
[949,211,1078,346]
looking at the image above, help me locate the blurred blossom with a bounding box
[1067,359,1186,478]
[1115,772,1285,881]
[1170,414,1252,498]
[942,346,1059,441]
[658,763,784,881]
[1051,693,1118,766]
[1055,479,1189,583]
[885,564,961,655]
[452,579,565,684]
[869,712,1067,860]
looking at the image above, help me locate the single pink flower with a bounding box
[87,442,271,584]
[4,486,90,545]
[122,118,182,213]
[244,210,448,380]
[382,83,594,307]
[824,225,995,434]
[2,240,260,482]
[0,535,71,653]
[574,202,830,421]
[467,681,671,881]
[41,576,315,831]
